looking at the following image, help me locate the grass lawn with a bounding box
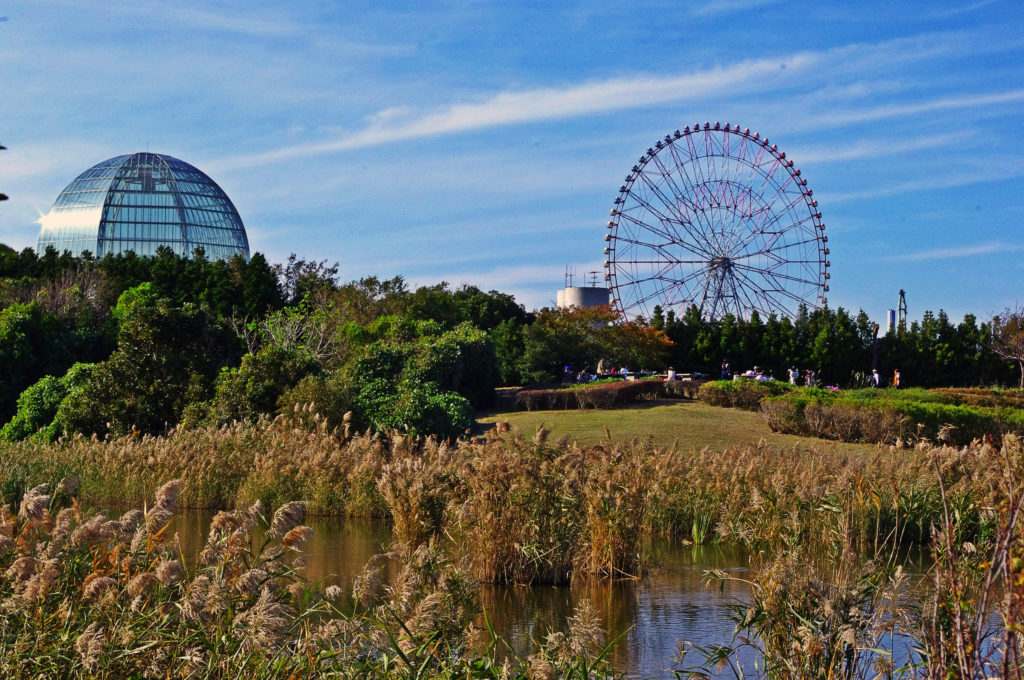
[476,398,880,454]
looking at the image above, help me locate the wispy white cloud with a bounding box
[789,131,974,164]
[891,241,1024,263]
[924,0,999,19]
[812,89,1024,128]
[211,28,1024,172]
[690,0,781,16]
[35,0,304,37]
[825,158,1024,203]
[213,52,819,170]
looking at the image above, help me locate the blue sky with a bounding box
[1,0,1023,321]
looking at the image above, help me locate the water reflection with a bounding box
[477,543,753,678]
[170,510,754,678]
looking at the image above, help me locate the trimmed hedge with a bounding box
[929,387,1024,409]
[663,379,706,400]
[515,379,665,411]
[760,392,1024,446]
[697,379,795,411]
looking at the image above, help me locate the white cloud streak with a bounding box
[214,52,818,170]
[790,131,974,164]
[812,89,1024,128]
[211,28,1024,172]
[890,241,1024,263]
[826,159,1024,203]
[690,0,781,16]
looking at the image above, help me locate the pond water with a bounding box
[171,511,927,679]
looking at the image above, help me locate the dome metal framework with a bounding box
[603,122,829,321]
[37,152,250,261]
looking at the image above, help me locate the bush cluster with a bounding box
[514,380,665,411]
[697,378,795,410]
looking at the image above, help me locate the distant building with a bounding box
[37,152,249,260]
[556,286,609,309]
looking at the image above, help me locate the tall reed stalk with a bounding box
[0,477,620,678]
[676,436,1024,679]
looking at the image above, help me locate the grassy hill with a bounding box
[477,398,879,454]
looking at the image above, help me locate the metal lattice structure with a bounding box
[38,153,249,261]
[603,122,829,321]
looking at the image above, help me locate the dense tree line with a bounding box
[653,304,1014,388]
[0,245,1019,441]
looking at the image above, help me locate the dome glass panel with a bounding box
[38,152,249,261]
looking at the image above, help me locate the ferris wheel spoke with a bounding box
[630,280,690,310]
[732,267,800,318]
[617,206,682,244]
[620,270,705,313]
[617,211,714,259]
[624,197,715,258]
[740,234,823,258]
[633,170,715,249]
[666,143,717,236]
[649,151,717,244]
[684,135,712,197]
[619,264,710,294]
[737,283,765,319]
[620,190,681,234]
[758,202,815,235]
[635,169,684,219]
[752,173,805,229]
[613,257,710,265]
[733,263,819,291]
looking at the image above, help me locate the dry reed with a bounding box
[0,413,1008,585]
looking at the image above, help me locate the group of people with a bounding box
[574,358,902,389]
[723,359,818,386]
[869,368,901,388]
[594,359,633,377]
[786,367,818,387]
[722,358,905,390]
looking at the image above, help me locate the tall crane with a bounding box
[897,290,907,335]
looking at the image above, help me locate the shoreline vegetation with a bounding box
[2,414,1024,675]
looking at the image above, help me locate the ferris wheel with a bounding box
[603,122,829,321]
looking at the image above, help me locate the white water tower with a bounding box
[556,267,610,309]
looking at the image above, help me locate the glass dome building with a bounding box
[37,152,249,261]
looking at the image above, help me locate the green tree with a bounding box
[0,363,98,441]
[55,288,241,437]
[344,320,495,437]
[489,317,526,385]
[0,301,70,420]
[274,254,339,306]
[520,306,618,382]
[990,306,1024,388]
[204,345,321,424]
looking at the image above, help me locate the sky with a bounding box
[1,0,1023,322]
